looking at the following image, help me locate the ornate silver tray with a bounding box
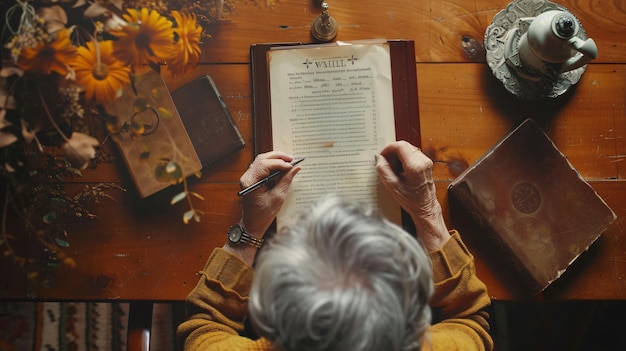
[484,0,589,99]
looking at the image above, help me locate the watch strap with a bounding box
[240,230,264,248]
[229,224,264,248]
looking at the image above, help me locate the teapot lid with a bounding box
[553,13,578,39]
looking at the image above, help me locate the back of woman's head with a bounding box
[249,195,434,351]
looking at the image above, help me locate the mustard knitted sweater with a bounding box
[177,231,494,351]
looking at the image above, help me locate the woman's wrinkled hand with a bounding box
[375,140,450,251]
[239,151,301,238]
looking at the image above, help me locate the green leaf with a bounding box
[171,192,187,205]
[45,260,61,269]
[182,210,195,224]
[155,161,183,184]
[54,238,70,248]
[165,161,177,174]
[158,107,173,120]
[67,167,82,177]
[43,212,58,224]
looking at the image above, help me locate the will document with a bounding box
[268,42,401,227]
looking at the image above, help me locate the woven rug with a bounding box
[0,302,182,351]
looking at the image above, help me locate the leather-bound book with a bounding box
[106,72,244,198]
[171,75,245,169]
[448,119,616,293]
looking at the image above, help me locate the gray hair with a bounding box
[248,195,434,351]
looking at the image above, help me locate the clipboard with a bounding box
[249,40,421,232]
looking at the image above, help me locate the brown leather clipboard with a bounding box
[249,40,421,233]
[250,40,421,155]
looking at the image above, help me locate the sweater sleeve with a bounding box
[176,248,271,351]
[178,233,493,351]
[425,230,494,351]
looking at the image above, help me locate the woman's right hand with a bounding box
[375,141,450,251]
[239,151,301,239]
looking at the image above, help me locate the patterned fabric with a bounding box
[0,302,128,351]
[0,302,36,351]
[0,302,183,351]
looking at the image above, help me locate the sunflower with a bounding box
[71,40,131,104]
[17,28,77,75]
[110,8,176,66]
[167,11,203,75]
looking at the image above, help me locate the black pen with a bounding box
[237,157,305,196]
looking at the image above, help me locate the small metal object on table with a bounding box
[311,2,338,42]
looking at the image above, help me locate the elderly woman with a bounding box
[177,141,493,351]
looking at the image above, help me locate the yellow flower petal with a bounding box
[71,40,131,104]
[110,8,176,67]
[17,28,77,75]
[167,11,203,75]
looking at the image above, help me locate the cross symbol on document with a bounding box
[302,59,312,68]
[347,55,358,65]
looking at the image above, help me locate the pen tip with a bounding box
[290,157,305,166]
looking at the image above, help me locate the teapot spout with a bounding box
[570,37,598,59]
[561,37,598,72]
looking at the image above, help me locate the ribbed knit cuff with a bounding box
[203,248,255,296]
[428,230,473,284]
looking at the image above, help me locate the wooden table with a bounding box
[1,0,625,301]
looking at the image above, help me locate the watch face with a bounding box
[228,226,243,243]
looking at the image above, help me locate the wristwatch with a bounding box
[227,224,264,248]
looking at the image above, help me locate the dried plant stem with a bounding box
[38,86,71,143]
[1,188,18,262]
[4,1,36,36]
[182,175,195,210]
[163,124,200,217]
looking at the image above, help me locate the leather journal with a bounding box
[448,119,616,293]
[106,72,244,198]
[171,75,245,169]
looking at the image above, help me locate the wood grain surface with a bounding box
[1,0,624,301]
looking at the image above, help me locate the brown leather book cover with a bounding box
[171,75,245,168]
[106,72,244,198]
[250,40,421,154]
[105,70,201,198]
[448,119,616,293]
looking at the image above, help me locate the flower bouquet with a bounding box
[0,0,226,287]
